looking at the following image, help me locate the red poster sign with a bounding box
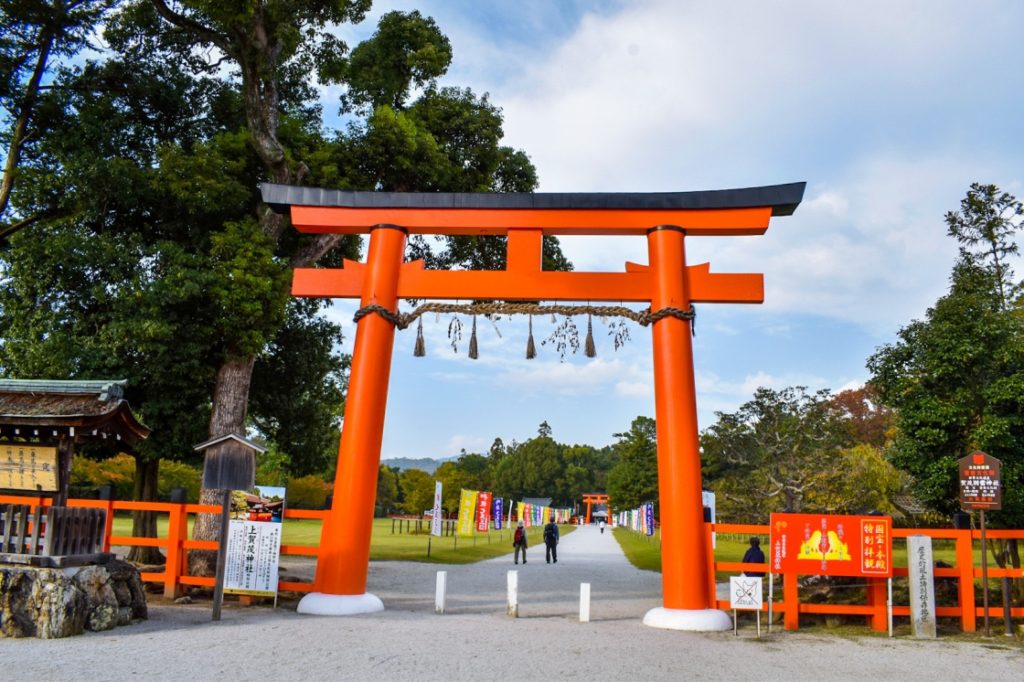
[476,491,492,532]
[770,513,892,578]
[958,451,1001,510]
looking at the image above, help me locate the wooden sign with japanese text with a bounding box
[958,451,1001,510]
[0,444,59,492]
[770,513,892,578]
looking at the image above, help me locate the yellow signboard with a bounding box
[0,444,59,491]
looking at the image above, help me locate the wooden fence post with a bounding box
[101,498,115,553]
[955,529,976,632]
[867,577,887,632]
[164,502,188,600]
[784,571,799,630]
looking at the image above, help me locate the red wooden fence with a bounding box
[3,494,1021,632]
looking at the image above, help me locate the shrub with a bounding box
[287,474,333,510]
[158,459,202,502]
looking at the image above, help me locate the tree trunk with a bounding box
[127,457,165,565]
[189,354,256,577]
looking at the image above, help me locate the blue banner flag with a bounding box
[493,498,503,530]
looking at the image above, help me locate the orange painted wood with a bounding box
[280,544,319,556]
[290,205,772,236]
[163,502,188,599]
[292,262,762,304]
[315,226,408,596]
[507,229,543,271]
[784,571,800,630]
[647,227,712,611]
[955,530,977,632]
[283,509,327,520]
[867,578,887,631]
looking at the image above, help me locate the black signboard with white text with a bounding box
[958,451,1001,510]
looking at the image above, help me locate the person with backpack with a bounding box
[543,516,560,564]
[513,521,528,564]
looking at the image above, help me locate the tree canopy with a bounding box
[869,183,1024,527]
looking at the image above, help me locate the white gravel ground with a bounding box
[1,525,1021,681]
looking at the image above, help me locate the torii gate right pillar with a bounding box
[643,226,732,630]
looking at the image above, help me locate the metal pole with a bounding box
[211,488,231,621]
[981,509,990,636]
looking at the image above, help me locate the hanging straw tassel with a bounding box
[526,315,536,359]
[584,314,596,358]
[413,317,426,357]
[468,316,479,360]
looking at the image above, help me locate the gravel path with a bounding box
[2,525,1021,681]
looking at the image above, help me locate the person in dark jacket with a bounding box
[513,521,528,564]
[742,537,766,577]
[543,517,560,563]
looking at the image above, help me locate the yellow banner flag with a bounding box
[457,489,478,537]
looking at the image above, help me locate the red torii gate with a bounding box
[262,181,804,630]
[582,493,610,524]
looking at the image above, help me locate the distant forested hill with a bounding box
[381,457,451,474]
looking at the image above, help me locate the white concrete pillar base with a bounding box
[296,592,384,616]
[643,607,732,631]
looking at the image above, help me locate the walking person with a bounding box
[543,516,560,563]
[599,519,605,534]
[513,521,528,564]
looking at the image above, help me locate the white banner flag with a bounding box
[431,480,443,536]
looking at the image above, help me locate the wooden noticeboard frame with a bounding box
[0,443,60,492]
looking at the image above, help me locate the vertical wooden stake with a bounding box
[212,489,231,621]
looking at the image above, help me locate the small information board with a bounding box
[958,451,1001,510]
[0,444,59,492]
[729,576,763,610]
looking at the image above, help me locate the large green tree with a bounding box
[1,0,115,234]
[605,416,658,512]
[700,387,852,522]
[868,184,1024,532]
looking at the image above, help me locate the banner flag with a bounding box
[517,501,526,525]
[476,491,492,532]
[431,480,443,536]
[494,498,504,530]
[645,502,654,536]
[457,489,478,537]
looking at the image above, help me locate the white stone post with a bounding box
[908,535,937,638]
[435,570,447,615]
[580,583,591,623]
[507,570,519,617]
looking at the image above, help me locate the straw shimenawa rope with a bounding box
[352,302,696,359]
[353,302,696,330]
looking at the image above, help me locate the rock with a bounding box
[174,596,192,605]
[0,561,147,638]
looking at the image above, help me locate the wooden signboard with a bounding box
[0,443,59,492]
[958,451,1001,510]
[770,513,892,578]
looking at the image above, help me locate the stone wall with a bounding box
[0,559,147,638]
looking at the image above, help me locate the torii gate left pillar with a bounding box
[262,181,805,629]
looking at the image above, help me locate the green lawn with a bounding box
[112,513,573,564]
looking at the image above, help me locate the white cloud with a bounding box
[443,434,488,454]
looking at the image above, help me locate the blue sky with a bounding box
[318,0,1024,461]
